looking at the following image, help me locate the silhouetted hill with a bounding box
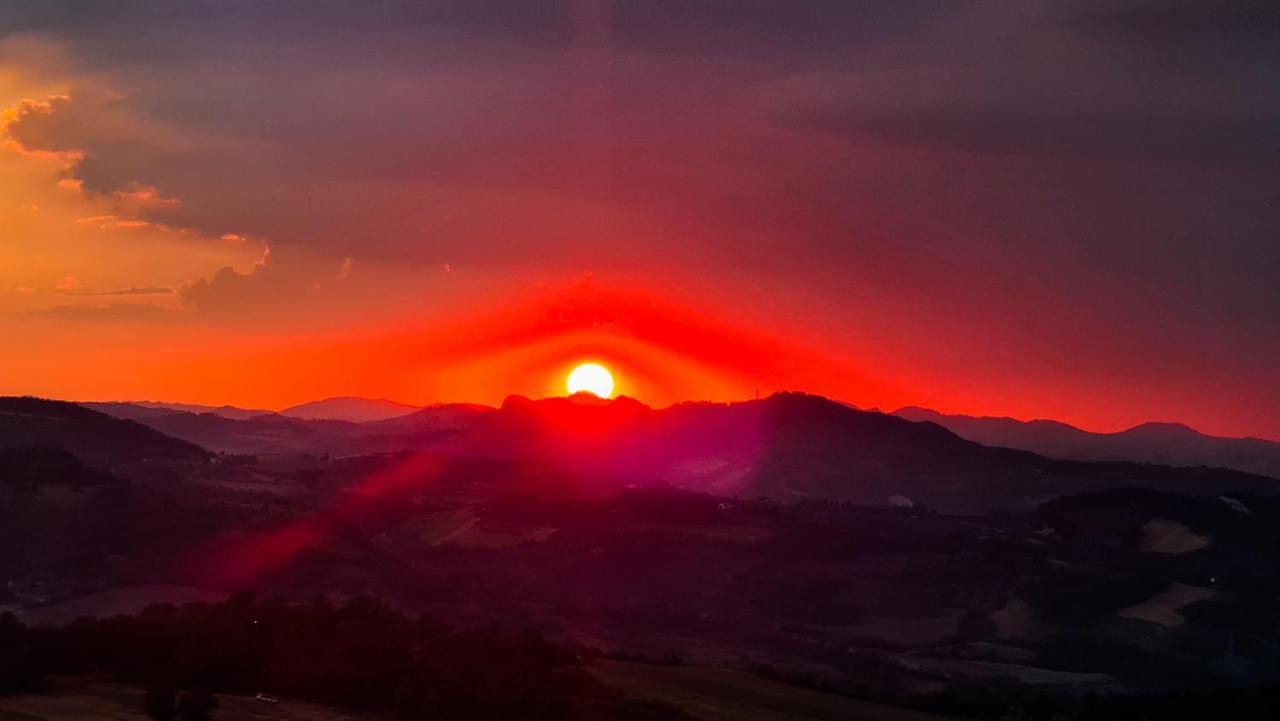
[123,404,489,456]
[895,406,1280,479]
[281,396,422,422]
[363,403,492,432]
[0,447,120,490]
[452,392,1277,511]
[91,400,273,420]
[136,411,364,456]
[52,392,1277,511]
[0,397,208,468]
[79,402,188,421]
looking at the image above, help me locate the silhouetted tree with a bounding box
[143,685,176,721]
[957,608,998,640]
[392,677,422,717]
[176,688,217,721]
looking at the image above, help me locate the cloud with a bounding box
[54,276,77,292]
[179,246,344,319]
[2,91,196,204]
[64,286,173,296]
[766,90,1280,165]
[1,95,82,159]
[1071,0,1280,45]
[75,214,154,229]
[1,1,1278,437]
[112,183,180,210]
[30,302,178,322]
[752,2,1280,166]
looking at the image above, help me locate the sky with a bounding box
[0,0,1277,439]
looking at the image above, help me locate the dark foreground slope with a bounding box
[0,397,208,469]
[0,595,694,721]
[5,395,1280,719]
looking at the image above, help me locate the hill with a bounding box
[895,407,1280,479]
[447,392,1278,512]
[134,411,365,456]
[280,396,422,422]
[77,391,1278,512]
[118,405,489,456]
[0,397,208,469]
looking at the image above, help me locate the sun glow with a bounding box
[566,362,615,398]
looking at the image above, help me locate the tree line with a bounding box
[0,594,690,721]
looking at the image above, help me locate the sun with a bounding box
[566,362,615,398]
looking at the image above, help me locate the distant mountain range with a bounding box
[448,393,1277,512]
[83,400,271,421]
[80,399,488,456]
[895,407,1280,480]
[7,393,1275,513]
[85,396,424,423]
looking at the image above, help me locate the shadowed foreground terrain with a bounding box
[4,395,1280,719]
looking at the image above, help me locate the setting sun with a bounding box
[566,362,614,398]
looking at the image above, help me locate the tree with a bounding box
[143,685,176,721]
[957,608,998,640]
[176,688,218,721]
[392,677,423,718]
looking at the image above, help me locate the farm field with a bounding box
[590,660,951,721]
[0,683,378,721]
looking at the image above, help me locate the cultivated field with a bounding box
[0,683,377,721]
[590,660,951,721]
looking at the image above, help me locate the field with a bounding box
[377,508,559,548]
[1117,582,1216,627]
[14,586,225,626]
[590,660,950,721]
[0,683,377,721]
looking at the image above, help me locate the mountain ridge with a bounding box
[895,406,1280,479]
[34,392,1278,512]
[0,396,209,468]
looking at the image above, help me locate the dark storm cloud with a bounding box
[769,92,1280,166]
[3,1,1278,431]
[1072,0,1280,44]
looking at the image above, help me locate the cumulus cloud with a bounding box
[3,92,196,208]
[178,246,348,319]
[1,95,82,158]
